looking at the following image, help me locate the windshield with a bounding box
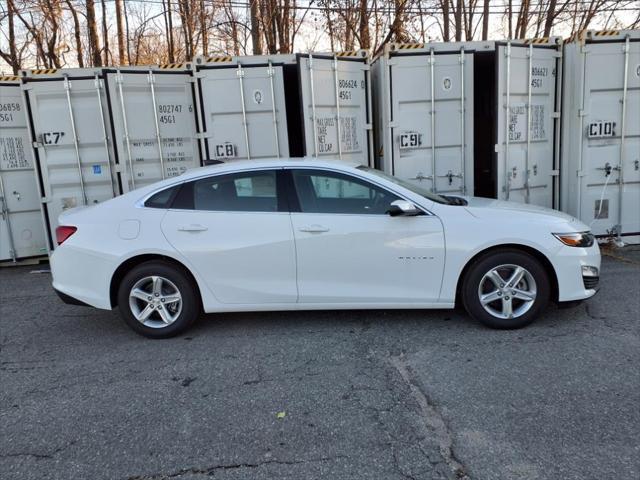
[357,166,451,205]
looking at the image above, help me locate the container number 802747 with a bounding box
[158,104,192,124]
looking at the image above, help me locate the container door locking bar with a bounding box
[236,64,251,160]
[64,75,88,205]
[148,70,166,179]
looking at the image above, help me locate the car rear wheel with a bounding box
[117,261,199,338]
[461,250,550,329]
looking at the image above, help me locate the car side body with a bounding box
[50,159,600,336]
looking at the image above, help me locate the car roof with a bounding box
[176,158,364,181]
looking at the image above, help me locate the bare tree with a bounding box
[0,0,20,73]
[65,0,84,67]
[115,0,126,64]
[250,0,263,54]
[481,0,489,40]
[101,0,111,64]
[86,0,102,66]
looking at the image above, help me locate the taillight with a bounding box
[56,226,77,245]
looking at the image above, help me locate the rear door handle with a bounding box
[299,224,330,233]
[178,224,208,232]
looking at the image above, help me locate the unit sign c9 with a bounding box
[399,132,422,149]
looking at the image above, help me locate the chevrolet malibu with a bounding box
[51,159,600,338]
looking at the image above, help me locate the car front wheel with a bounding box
[117,261,199,338]
[462,250,550,329]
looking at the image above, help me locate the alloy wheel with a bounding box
[477,264,537,320]
[128,276,183,328]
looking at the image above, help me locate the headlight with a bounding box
[553,232,595,247]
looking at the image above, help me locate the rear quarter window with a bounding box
[144,185,181,209]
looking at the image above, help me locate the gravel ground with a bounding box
[1,248,639,480]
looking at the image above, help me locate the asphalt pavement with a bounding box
[1,247,639,480]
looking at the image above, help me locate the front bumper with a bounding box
[553,242,601,302]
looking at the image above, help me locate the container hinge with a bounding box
[494,144,501,153]
[578,109,588,117]
[32,141,43,148]
[551,170,560,176]
[553,51,563,58]
[577,170,587,177]
[551,111,561,119]
[580,45,590,54]
[365,123,373,130]
[194,132,210,140]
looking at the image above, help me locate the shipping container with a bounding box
[193,52,373,165]
[372,38,561,206]
[0,76,47,261]
[21,68,118,249]
[560,30,640,242]
[21,65,203,249]
[103,65,202,191]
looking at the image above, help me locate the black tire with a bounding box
[117,260,200,338]
[461,249,550,329]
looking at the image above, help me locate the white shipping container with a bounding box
[193,52,373,165]
[561,30,640,242]
[22,65,203,249]
[0,76,47,261]
[21,68,118,249]
[103,65,202,191]
[372,39,561,206]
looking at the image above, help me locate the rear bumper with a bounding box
[54,288,92,307]
[50,245,115,310]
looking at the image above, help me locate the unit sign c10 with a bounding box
[399,132,422,150]
[587,121,615,139]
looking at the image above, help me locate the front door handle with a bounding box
[178,224,208,232]
[299,224,330,233]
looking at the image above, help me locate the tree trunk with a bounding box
[442,0,450,41]
[481,0,489,40]
[200,0,208,56]
[86,0,102,66]
[165,0,175,63]
[124,0,132,63]
[5,0,19,73]
[250,0,263,54]
[359,0,370,49]
[115,0,126,64]
[544,0,558,37]
[454,0,462,41]
[65,0,84,67]
[101,0,110,64]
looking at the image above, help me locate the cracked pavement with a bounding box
[1,248,639,479]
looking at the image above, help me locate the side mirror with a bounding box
[387,199,422,217]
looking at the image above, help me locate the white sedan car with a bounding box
[51,159,600,338]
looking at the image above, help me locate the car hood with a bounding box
[461,196,585,227]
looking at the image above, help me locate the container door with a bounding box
[298,55,373,166]
[23,74,117,247]
[388,51,474,194]
[104,70,201,192]
[0,83,47,260]
[496,43,559,207]
[579,39,640,237]
[196,64,289,161]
